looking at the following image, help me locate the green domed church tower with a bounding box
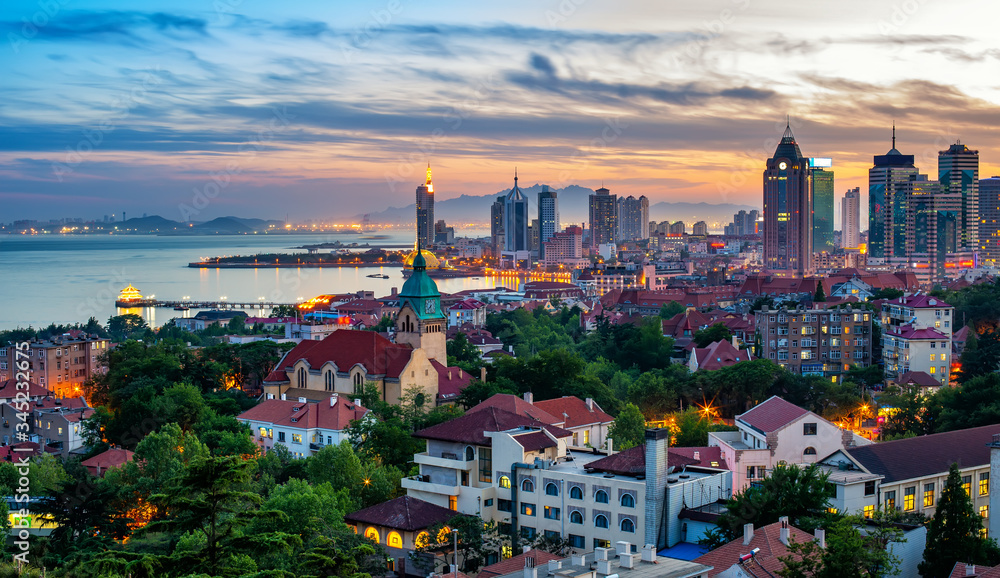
[395,248,446,361]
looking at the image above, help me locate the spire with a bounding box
[892,122,896,150]
[514,167,518,184]
[781,116,795,142]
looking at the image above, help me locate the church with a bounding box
[262,249,472,406]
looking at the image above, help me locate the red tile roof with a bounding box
[897,371,941,387]
[0,379,52,400]
[885,294,952,309]
[737,396,810,434]
[468,394,561,425]
[512,431,557,451]
[692,340,753,371]
[693,521,815,577]
[24,396,89,413]
[848,423,1000,484]
[414,407,571,446]
[431,359,474,400]
[345,495,459,532]
[533,396,613,429]
[82,448,135,476]
[670,446,728,469]
[479,549,563,578]
[237,396,368,431]
[270,330,413,378]
[0,442,43,462]
[884,325,948,340]
[951,563,1000,578]
[585,444,700,476]
[449,298,486,311]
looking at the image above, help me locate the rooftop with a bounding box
[884,294,952,309]
[737,396,810,435]
[413,407,571,446]
[345,495,460,532]
[693,520,815,577]
[847,423,1000,483]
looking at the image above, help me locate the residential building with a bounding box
[0,333,111,398]
[938,142,979,259]
[812,164,835,254]
[238,394,369,457]
[81,447,135,477]
[467,393,614,451]
[692,221,708,236]
[589,186,618,246]
[694,519,819,578]
[417,164,435,248]
[34,400,92,457]
[434,219,454,245]
[541,226,587,268]
[503,172,531,267]
[880,295,954,338]
[669,221,686,236]
[447,299,487,328]
[617,195,649,242]
[882,325,951,385]
[688,339,753,372]
[868,128,918,264]
[708,396,870,493]
[763,123,813,275]
[755,305,873,379]
[981,177,1000,267]
[842,187,861,249]
[174,310,248,332]
[537,187,559,260]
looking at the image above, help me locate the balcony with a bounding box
[414,452,474,470]
[402,475,460,496]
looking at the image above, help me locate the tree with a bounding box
[778,513,903,578]
[271,304,300,319]
[814,281,826,302]
[609,403,645,450]
[107,314,148,342]
[693,323,733,348]
[419,515,505,573]
[672,407,737,447]
[919,463,1000,577]
[659,301,685,320]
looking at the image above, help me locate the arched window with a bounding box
[545,482,559,496]
[595,489,609,504]
[521,478,534,493]
[570,486,583,500]
[415,531,430,548]
[297,367,306,387]
[570,511,583,524]
[465,446,475,461]
[387,531,402,548]
[804,447,817,455]
[595,515,609,529]
[365,527,380,544]
[621,518,635,533]
[498,476,511,489]
[325,370,334,391]
[436,526,451,544]
[621,493,635,508]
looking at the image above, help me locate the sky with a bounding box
[1,0,999,225]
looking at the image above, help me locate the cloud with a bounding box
[0,10,209,44]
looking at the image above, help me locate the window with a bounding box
[465,446,475,461]
[387,531,402,548]
[595,490,609,503]
[498,475,511,489]
[864,481,876,496]
[521,503,535,516]
[982,473,990,496]
[570,511,583,524]
[297,367,306,387]
[325,370,334,391]
[258,427,267,438]
[904,487,915,511]
[863,505,874,518]
[595,514,609,528]
[545,482,559,496]
[449,496,457,510]
[544,506,560,520]
[521,478,534,493]
[497,499,512,512]
[570,486,583,500]
[484,498,494,507]
[365,527,380,544]
[479,448,492,483]
[803,423,818,436]
[278,431,285,443]
[885,491,896,510]
[594,538,611,549]
[923,483,935,508]
[963,475,972,495]
[414,531,430,548]
[621,518,635,533]
[804,447,817,456]
[569,534,585,548]
[621,493,635,508]
[291,434,302,444]
[982,505,990,519]
[520,527,536,540]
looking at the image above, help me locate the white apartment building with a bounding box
[881,294,954,336]
[237,394,369,458]
[882,326,951,385]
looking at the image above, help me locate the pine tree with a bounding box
[814,281,826,302]
[919,463,998,577]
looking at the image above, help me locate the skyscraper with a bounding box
[537,186,559,260]
[938,142,979,256]
[503,171,530,266]
[616,195,649,242]
[811,165,835,254]
[980,176,1000,266]
[763,123,812,275]
[841,187,861,249]
[868,127,917,264]
[589,186,617,246]
[490,195,505,256]
[692,221,708,236]
[415,164,434,247]
[905,175,957,282]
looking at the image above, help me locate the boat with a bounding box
[366,273,390,279]
[173,306,190,311]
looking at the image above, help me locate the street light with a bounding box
[452,528,459,574]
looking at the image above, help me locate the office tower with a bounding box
[906,175,960,282]
[938,142,979,256]
[811,164,835,254]
[537,186,559,260]
[980,177,1000,266]
[490,195,505,256]
[415,164,434,247]
[692,221,708,236]
[616,195,649,242]
[841,188,861,249]
[763,123,812,275]
[589,186,618,246]
[669,221,685,235]
[869,127,918,263]
[529,219,540,255]
[503,171,530,266]
[542,225,584,266]
[434,219,454,245]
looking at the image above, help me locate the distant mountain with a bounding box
[122,215,182,231]
[119,215,286,234]
[361,185,758,229]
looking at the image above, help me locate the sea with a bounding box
[0,230,506,330]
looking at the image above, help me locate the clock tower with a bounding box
[395,248,447,361]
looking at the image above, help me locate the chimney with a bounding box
[298,397,307,403]
[693,450,700,461]
[280,393,287,401]
[523,556,537,578]
[524,392,534,404]
[448,370,452,380]
[354,398,361,406]
[778,516,789,545]
[586,398,594,411]
[743,523,754,546]
[391,287,398,297]
[480,366,487,382]
[641,544,656,563]
[571,554,586,567]
[967,564,977,576]
[546,560,561,574]
[329,394,338,407]
[814,528,826,549]
[644,429,670,547]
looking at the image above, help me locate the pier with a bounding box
[116,299,296,310]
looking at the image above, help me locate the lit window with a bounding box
[930,367,936,374]
[521,503,535,516]
[449,496,457,510]
[904,487,915,511]
[885,491,896,510]
[292,434,302,444]
[924,483,935,508]
[981,473,990,496]
[963,476,972,495]
[498,475,511,489]
[863,505,874,518]
[387,531,402,548]
[544,506,560,520]
[365,527,380,544]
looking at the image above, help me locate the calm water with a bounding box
[0,231,500,329]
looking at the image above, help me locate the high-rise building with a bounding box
[415,164,434,247]
[811,165,835,254]
[841,188,861,249]
[616,195,649,241]
[503,171,530,266]
[980,176,1000,266]
[537,186,559,260]
[434,219,454,245]
[905,175,963,283]
[542,225,585,267]
[589,186,617,246]
[529,218,540,255]
[869,127,918,263]
[490,196,505,257]
[692,221,708,236]
[938,142,979,256]
[763,123,812,275]
[669,221,686,236]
